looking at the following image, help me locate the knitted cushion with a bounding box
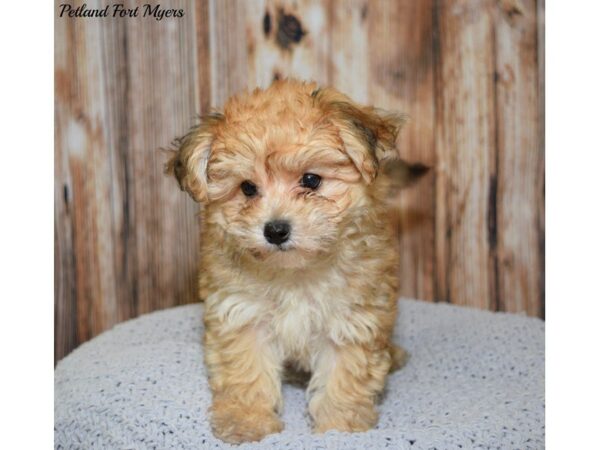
[55,299,544,449]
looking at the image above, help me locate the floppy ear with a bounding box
[165,113,223,202]
[313,88,406,184]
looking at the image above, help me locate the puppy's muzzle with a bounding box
[264,220,291,245]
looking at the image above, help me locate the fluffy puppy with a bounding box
[167,79,426,444]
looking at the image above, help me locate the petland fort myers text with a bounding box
[58,3,185,21]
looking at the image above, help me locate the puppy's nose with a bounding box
[264,220,291,245]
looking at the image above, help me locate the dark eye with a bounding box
[301,173,321,190]
[240,180,258,197]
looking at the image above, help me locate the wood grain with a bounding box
[494,0,544,316]
[55,0,202,361]
[434,0,498,309]
[537,0,545,319]
[55,0,545,361]
[366,0,436,301]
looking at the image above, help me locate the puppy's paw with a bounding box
[210,402,283,444]
[312,404,378,434]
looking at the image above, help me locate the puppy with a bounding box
[167,79,426,443]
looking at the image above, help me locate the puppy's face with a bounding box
[206,116,363,268]
[167,80,405,268]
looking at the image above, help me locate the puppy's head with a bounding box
[167,80,424,268]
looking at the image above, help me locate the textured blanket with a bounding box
[55,299,544,449]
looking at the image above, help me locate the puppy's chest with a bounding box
[211,268,373,364]
[270,291,326,344]
[266,275,353,359]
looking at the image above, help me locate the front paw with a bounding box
[312,403,378,434]
[210,401,283,444]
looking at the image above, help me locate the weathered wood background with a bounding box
[55,0,545,361]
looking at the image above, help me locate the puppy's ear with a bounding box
[313,88,406,184]
[165,113,223,202]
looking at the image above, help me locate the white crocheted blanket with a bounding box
[55,299,545,449]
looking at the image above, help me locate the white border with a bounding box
[546,1,600,448]
[0,1,54,447]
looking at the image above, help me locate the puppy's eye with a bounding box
[240,180,258,197]
[300,173,321,190]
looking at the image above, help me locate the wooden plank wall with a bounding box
[55,0,545,361]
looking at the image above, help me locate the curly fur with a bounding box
[166,79,424,444]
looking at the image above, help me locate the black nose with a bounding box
[264,220,291,245]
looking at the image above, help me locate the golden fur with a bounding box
[167,79,424,443]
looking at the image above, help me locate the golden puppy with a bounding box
[167,79,426,443]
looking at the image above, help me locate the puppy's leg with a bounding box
[205,324,283,443]
[308,342,392,433]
